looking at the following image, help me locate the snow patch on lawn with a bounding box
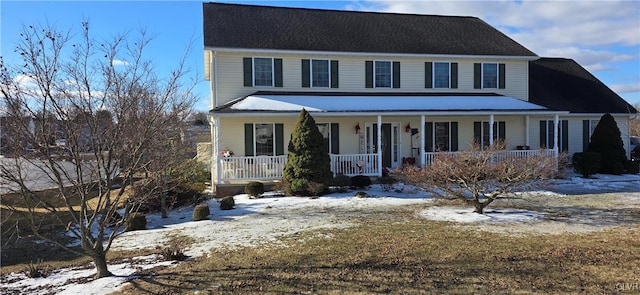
[418,206,546,223]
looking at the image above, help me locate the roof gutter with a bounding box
[204,46,540,61]
[212,110,568,117]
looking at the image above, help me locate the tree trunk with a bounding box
[474,201,486,214]
[91,251,113,279]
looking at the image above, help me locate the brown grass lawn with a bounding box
[117,209,640,295]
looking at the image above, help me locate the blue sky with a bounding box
[2,0,639,111]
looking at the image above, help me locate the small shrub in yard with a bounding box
[24,259,49,278]
[351,175,371,189]
[572,152,601,178]
[192,204,210,221]
[307,181,326,197]
[354,191,369,198]
[160,246,188,261]
[330,174,352,191]
[220,196,235,210]
[245,181,265,198]
[125,212,147,231]
[286,178,310,196]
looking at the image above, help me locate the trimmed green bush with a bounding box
[245,181,265,198]
[192,204,210,221]
[330,174,352,188]
[586,113,628,175]
[351,175,372,189]
[572,152,601,178]
[282,109,332,196]
[220,196,235,210]
[125,212,146,231]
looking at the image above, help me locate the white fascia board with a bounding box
[557,113,637,118]
[213,110,568,117]
[204,51,211,81]
[205,46,540,61]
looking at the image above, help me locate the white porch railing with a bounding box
[219,155,287,181]
[422,149,556,166]
[329,153,378,177]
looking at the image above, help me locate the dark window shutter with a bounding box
[451,63,458,89]
[473,121,481,144]
[244,123,254,156]
[473,63,481,89]
[274,58,283,87]
[365,61,373,88]
[583,120,590,151]
[301,59,310,88]
[539,120,547,148]
[243,58,253,87]
[424,62,433,88]
[331,60,339,88]
[392,61,401,88]
[561,120,568,152]
[330,123,339,154]
[498,63,506,89]
[425,122,433,152]
[275,123,284,155]
[498,121,506,141]
[451,122,458,151]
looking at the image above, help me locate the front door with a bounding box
[366,123,400,168]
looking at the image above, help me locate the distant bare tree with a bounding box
[0,21,196,278]
[397,143,558,214]
[190,111,209,126]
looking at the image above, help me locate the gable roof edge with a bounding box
[205,46,540,61]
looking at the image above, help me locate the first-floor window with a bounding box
[541,120,568,152]
[316,123,331,153]
[474,121,506,148]
[255,123,274,156]
[425,121,458,152]
[583,119,599,150]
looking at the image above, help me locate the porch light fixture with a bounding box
[405,123,411,133]
[355,123,361,134]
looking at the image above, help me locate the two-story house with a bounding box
[203,3,637,192]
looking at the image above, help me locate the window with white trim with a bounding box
[254,123,275,156]
[434,62,450,88]
[374,61,392,88]
[253,57,273,86]
[311,60,330,87]
[474,121,506,148]
[316,123,332,152]
[482,63,498,88]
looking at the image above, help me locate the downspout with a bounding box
[214,116,221,186]
[377,115,382,176]
[525,116,530,147]
[213,51,219,108]
[553,114,559,156]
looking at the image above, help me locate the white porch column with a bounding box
[377,115,382,176]
[489,114,495,146]
[553,114,559,155]
[525,116,530,147]
[214,116,221,185]
[420,115,425,166]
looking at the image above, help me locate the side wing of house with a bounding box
[529,58,637,157]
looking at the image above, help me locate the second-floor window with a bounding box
[243,57,283,87]
[425,62,458,89]
[254,58,273,86]
[365,60,400,88]
[474,62,505,89]
[302,59,339,88]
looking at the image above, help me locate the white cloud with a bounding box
[611,83,640,94]
[111,59,129,66]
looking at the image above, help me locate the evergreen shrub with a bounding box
[125,212,147,231]
[351,175,372,188]
[192,204,210,221]
[245,181,265,198]
[572,152,601,178]
[220,196,235,210]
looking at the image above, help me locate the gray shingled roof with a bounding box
[203,3,537,56]
[529,58,637,114]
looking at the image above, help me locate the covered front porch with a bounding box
[210,92,567,185]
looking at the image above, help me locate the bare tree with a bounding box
[397,143,558,214]
[0,22,196,278]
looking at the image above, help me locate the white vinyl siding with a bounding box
[208,51,531,106]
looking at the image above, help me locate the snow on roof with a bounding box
[222,94,550,114]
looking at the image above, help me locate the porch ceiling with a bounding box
[213,92,566,116]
